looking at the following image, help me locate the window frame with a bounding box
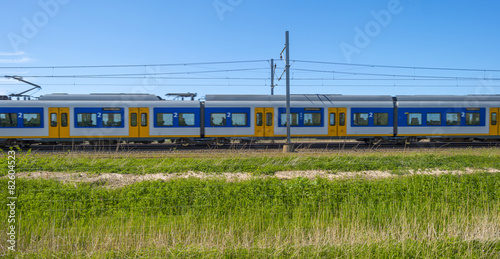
[102,113,123,127]
[141,113,148,127]
[231,113,248,127]
[353,113,369,126]
[407,113,422,126]
[465,112,481,126]
[61,113,68,127]
[446,112,461,126]
[130,113,138,127]
[339,113,345,126]
[210,113,227,126]
[77,113,98,127]
[303,113,322,126]
[426,113,442,126]
[280,113,299,126]
[179,113,195,127]
[23,113,42,128]
[156,113,174,127]
[0,113,18,128]
[329,113,335,126]
[256,113,263,126]
[266,112,273,126]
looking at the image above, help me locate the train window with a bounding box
[156,113,173,127]
[232,113,247,126]
[211,113,226,126]
[280,113,298,126]
[339,113,345,126]
[446,113,460,125]
[304,113,321,126]
[77,113,97,127]
[102,113,122,127]
[427,113,441,125]
[131,113,137,127]
[374,113,389,126]
[50,113,57,127]
[353,113,369,126]
[141,113,147,127]
[0,113,17,127]
[61,113,68,127]
[492,113,497,126]
[465,113,480,126]
[407,113,422,126]
[256,113,263,126]
[329,113,335,126]
[179,113,195,126]
[266,113,272,126]
[23,113,41,127]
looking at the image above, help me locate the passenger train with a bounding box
[0,93,499,146]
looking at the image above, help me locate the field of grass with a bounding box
[1,148,499,258]
[1,147,500,175]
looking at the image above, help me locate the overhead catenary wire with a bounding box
[0,60,270,69]
[294,59,500,73]
[293,68,500,81]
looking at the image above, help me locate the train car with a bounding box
[204,95,395,142]
[396,95,500,141]
[0,93,202,146]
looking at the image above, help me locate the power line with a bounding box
[17,68,267,78]
[19,76,271,80]
[294,60,500,73]
[0,60,269,69]
[294,68,500,81]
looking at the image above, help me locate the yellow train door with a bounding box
[59,108,70,138]
[338,108,347,137]
[328,108,338,136]
[139,108,150,137]
[490,108,499,136]
[48,107,70,139]
[129,108,139,138]
[255,107,274,137]
[264,108,274,137]
[255,108,264,137]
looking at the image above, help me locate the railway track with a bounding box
[10,141,499,152]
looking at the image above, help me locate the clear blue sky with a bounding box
[1,0,499,99]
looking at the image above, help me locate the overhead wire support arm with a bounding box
[4,75,42,99]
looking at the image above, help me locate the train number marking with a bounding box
[97,112,102,118]
[18,113,22,118]
[227,112,231,118]
[174,112,178,118]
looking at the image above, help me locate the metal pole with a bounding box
[270,59,274,95]
[285,31,291,146]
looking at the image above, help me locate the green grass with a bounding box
[1,148,499,175]
[1,173,499,258]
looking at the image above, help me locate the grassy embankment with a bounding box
[0,148,499,258]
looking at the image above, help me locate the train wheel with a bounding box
[175,138,191,146]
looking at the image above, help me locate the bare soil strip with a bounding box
[14,168,500,189]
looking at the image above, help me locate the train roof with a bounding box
[396,95,500,101]
[205,95,394,102]
[38,93,163,101]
